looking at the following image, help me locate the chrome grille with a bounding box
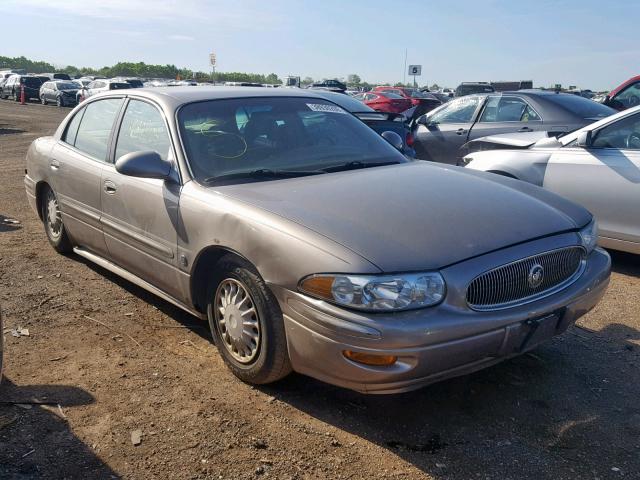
[466,247,586,311]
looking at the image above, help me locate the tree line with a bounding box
[0,55,282,84]
[0,55,438,89]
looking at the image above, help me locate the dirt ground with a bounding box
[0,99,639,480]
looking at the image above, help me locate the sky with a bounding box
[0,0,637,91]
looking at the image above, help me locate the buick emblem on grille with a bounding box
[528,264,544,288]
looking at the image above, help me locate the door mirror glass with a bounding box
[576,130,592,148]
[381,131,404,151]
[115,151,171,179]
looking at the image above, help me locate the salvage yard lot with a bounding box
[0,100,639,480]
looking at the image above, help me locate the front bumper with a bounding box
[271,241,611,394]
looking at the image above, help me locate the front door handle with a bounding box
[103,180,117,194]
[518,127,533,132]
[49,159,60,170]
[455,128,468,135]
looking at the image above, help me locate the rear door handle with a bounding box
[103,180,117,194]
[455,128,468,135]
[49,159,60,170]
[518,127,533,132]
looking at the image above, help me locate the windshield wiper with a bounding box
[321,160,401,173]
[203,168,326,184]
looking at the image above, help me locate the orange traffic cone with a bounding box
[20,84,25,105]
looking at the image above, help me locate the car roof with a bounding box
[90,86,330,110]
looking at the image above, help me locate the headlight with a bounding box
[299,272,446,311]
[579,218,598,253]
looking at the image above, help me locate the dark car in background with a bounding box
[41,72,72,81]
[1,75,45,101]
[602,75,640,111]
[455,82,495,97]
[308,79,347,92]
[411,90,616,164]
[40,80,80,107]
[313,90,416,157]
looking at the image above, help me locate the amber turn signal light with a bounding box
[299,275,335,299]
[343,350,398,366]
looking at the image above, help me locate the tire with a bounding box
[206,255,291,385]
[56,96,63,107]
[40,184,73,254]
[14,90,19,102]
[41,95,47,105]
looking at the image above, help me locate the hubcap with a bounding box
[215,278,260,364]
[45,190,62,239]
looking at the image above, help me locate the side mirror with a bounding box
[115,151,171,179]
[576,130,592,148]
[381,131,404,151]
[417,115,429,126]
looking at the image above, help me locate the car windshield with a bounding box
[406,89,429,98]
[23,77,42,87]
[56,82,77,90]
[178,97,406,184]
[546,94,615,119]
[379,92,405,99]
[126,79,144,88]
[109,82,132,90]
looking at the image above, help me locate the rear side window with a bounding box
[480,96,540,122]
[546,94,615,120]
[115,100,171,161]
[74,98,124,161]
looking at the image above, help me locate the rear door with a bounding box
[544,111,640,248]
[49,97,124,255]
[100,98,183,299]
[413,96,483,164]
[469,95,544,140]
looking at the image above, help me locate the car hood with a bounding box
[217,162,590,272]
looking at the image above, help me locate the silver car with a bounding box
[465,106,640,255]
[24,88,611,394]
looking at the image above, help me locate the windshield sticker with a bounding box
[306,103,348,114]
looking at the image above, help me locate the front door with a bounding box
[544,111,640,247]
[413,95,483,164]
[100,98,184,300]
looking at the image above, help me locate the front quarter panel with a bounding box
[178,182,382,304]
[464,149,553,186]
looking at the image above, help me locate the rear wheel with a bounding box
[206,256,291,385]
[40,185,72,253]
[56,96,63,107]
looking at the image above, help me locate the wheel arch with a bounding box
[190,245,255,313]
[34,180,50,221]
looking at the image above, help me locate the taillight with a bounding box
[406,132,414,147]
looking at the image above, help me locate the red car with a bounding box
[354,91,412,114]
[373,86,442,109]
[603,75,640,111]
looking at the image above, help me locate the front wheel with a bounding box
[41,96,47,105]
[206,256,291,385]
[56,96,63,107]
[41,185,72,253]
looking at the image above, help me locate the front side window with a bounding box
[178,97,405,183]
[480,96,540,122]
[74,98,124,160]
[115,100,171,161]
[429,96,482,124]
[62,107,85,146]
[592,113,640,150]
[613,82,640,109]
